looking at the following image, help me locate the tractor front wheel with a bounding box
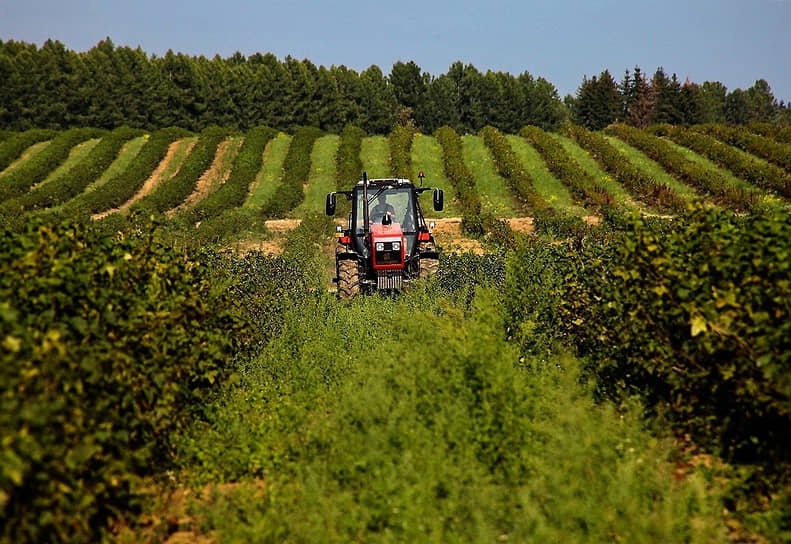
[338,259,360,299]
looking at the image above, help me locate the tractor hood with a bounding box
[370,223,405,270]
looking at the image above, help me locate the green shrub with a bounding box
[334,124,365,217]
[0,130,12,143]
[480,125,554,217]
[0,127,144,218]
[388,125,414,180]
[0,128,104,202]
[0,129,57,172]
[606,124,754,210]
[132,126,230,215]
[0,219,245,542]
[59,127,192,219]
[520,125,615,209]
[505,206,791,466]
[434,126,484,234]
[655,124,791,198]
[567,125,686,212]
[183,126,277,223]
[696,124,791,173]
[262,126,323,217]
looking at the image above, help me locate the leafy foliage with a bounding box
[0,128,104,202]
[0,219,245,542]
[655,124,791,198]
[0,129,57,172]
[131,126,230,214]
[388,125,415,180]
[261,126,323,217]
[695,123,791,173]
[0,127,144,221]
[567,124,685,212]
[334,124,365,217]
[434,126,484,234]
[183,126,277,222]
[606,124,754,210]
[479,126,554,216]
[505,206,791,467]
[520,125,615,210]
[56,127,192,218]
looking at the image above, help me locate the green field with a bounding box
[462,135,523,217]
[245,132,291,209]
[1,123,789,543]
[294,134,340,216]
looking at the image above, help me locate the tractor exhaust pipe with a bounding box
[362,171,370,239]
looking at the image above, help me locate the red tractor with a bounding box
[325,172,443,298]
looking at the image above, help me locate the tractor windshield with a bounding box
[354,187,416,234]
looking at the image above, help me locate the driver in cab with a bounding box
[371,194,395,224]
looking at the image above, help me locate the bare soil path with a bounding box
[169,137,242,216]
[93,139,196,220]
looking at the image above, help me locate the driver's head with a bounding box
[377,194,386,204]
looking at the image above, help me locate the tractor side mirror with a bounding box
[433,189,444,212]
[325,193,336,216]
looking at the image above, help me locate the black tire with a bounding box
[338,259,360,299]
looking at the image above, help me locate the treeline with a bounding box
[568,67,791,130]
[0,39,565,134]
[2,39,788,136]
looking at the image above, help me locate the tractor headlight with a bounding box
[392,241,401,251]
[375,242,384,251]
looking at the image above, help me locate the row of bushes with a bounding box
[520,125,615,210]
[54,127,193,219]
[479,125,554,216]
[388,125,415,180]
[334,124,365,218]
[567,125,685,213]
[0,127,145,221]
[606,124,754,210]
[0,219,246,542]
[183,126,278,223]
[434,126,485,234]
[262,126,324,217]
[0,130,12,143]
[0,128,105,202]
[655,124,791,199]
[130,126,230,215]
[0,129,57,172]
[746,122,791,144]
[504,206,790,468]
[697,123,791,172]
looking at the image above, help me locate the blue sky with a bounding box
[1,0,790,102]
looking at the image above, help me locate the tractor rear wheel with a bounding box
[338,259,360,299]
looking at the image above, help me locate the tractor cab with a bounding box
[326,172,443,297]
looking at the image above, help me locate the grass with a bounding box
[84,135,149,192]
[506,135,586,217]
[0,141,51,180]
[462,135,523,217]
[662,137,760,194]
[245,132,291,209]
[153,137,198,188]
[603,135,698,202]
[294,134,340,217]
[550,133,639,211]
[170,285,728,543]
[360,136,389,179]
[411,134,462,217]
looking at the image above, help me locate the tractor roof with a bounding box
[354,178,415,188]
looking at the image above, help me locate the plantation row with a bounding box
[0,123,789,241]
[3,202,789,542]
